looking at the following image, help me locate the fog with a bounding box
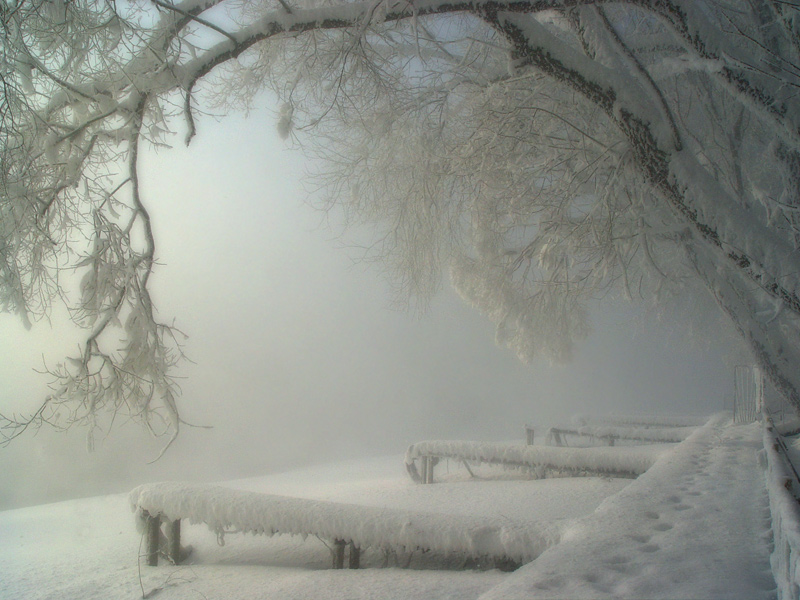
[0,107,741,511]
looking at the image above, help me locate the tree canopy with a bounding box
[2,0,800,448]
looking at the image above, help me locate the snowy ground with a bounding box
[0,416,781,599]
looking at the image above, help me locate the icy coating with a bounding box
[129,482,563,563]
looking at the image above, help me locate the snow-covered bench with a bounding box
[571,413,708,429]
[129,482,559,569]
[404,440,670,484]
[545,424,698,447]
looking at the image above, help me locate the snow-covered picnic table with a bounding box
[544,424,698,446]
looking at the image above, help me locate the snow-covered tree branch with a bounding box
[3,0,800,446]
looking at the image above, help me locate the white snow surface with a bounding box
[0,414,789,599]
[0,455,627,600]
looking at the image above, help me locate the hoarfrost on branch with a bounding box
[3,0,800,445]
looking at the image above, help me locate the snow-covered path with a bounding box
[481,416,778,599]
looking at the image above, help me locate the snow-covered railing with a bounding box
[404,440,670,484]
[545,424,697,447]
[129,482,561,569]
[762,417,800,600]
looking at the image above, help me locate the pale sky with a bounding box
[0,99,743,510]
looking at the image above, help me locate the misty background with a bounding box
[0,103,741,511]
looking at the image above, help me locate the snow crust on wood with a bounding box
[762,420,800,600]
[404,440,670,482]
[572,414,708,429]
[129,482,562,563]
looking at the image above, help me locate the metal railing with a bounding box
[734,365,763,423]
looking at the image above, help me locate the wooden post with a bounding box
[348,542,361,569]
[166,519,181,564]
[333,539,346,569]
[525,426,534,446]
[145,512,161,566]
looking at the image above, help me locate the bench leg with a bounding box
[421,456,434,484]
[145,512,160,566]
[333,539,346,569]
[349,542,361,569]
[166,519,182,564]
